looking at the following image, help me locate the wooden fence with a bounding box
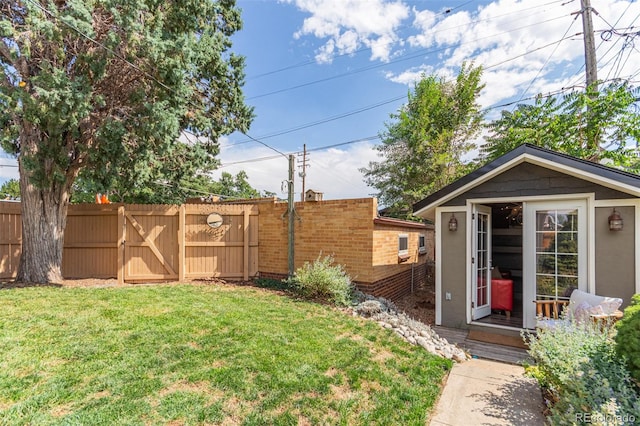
[0,202,258,283]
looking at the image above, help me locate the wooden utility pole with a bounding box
[579,0,599,154]
[298,144,309,202]
[580,0,598,90]
[287,154,295,277]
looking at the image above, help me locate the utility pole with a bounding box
[298,144,309,202]
[579,0,599,154]
[287,154,295,277]
[580,0,598,90]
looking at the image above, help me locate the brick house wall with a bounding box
[257,197,434,301]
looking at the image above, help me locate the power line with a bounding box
[247,0,482,81]
[226,94,406,147]
[247,14,572,100]
[484,33,582,70]
[246,0,565,81]
[240,132,288,158]
[219,135,379,168]
[510,13,581,109]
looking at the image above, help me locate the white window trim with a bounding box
[418,234,426,254]
[398,234,409,256]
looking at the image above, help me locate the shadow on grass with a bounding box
[0,281,63,290]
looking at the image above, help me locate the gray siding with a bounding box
[444,163,635,206]
[595,206,636,309]
[440,211,469,328]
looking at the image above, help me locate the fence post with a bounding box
[179,204,186,282]
[117,205,125,285]
[243,208,250,281]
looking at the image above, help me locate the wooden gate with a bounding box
[123,204,259,282]
[124,205,180,282]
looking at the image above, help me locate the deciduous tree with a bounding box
[0,0,253,283]
[361,64,484,218]
[482,83,640,170]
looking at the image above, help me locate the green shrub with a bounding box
[616,294,640,385]
[524,321,640,424]
[288,255,353,306]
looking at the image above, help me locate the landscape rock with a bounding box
[353,294,470,363]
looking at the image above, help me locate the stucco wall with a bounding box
[440,210,469,328]
[595,205,636,308]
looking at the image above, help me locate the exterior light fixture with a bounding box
[608,208,623,231]
[448,213,458,232]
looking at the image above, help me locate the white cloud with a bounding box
[286,0,409,63]
[212,138,380,200]
[384,0,640,111]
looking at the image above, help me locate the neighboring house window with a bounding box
[418,234,426,254]
[398,234,409,256]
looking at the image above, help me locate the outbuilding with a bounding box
[413,144,640,330]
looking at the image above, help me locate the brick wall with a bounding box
[257,198,435,301]
[258,198,376,282]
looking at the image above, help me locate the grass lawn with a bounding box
[0,283,451,425]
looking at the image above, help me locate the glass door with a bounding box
[535,209,579,300]
[523,200,586,328]
[472,205,492,320]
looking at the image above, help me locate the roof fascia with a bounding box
[414,152,640,218]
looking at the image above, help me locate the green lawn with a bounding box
[0,283,450,425]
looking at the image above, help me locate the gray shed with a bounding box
[413,144,640,330]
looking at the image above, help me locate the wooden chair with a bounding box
[533,299,570,319]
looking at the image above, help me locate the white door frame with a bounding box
[522,199,589,329]
[472,205,492,320]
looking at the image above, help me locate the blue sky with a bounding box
[2,0,640,201]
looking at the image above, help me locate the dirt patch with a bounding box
[393,283,436,326]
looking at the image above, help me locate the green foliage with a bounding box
[482,83,640,171]
[71,168,263,204]
[288,255,354,306]
[361,63,484,219]
[616,294,640,385]
[524,321,640,424]
[1,0,253,280]
[0,178,19,199]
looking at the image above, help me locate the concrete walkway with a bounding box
[429,359,545,426]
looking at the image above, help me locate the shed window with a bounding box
[418,234,426,254]
[398,234,409,255]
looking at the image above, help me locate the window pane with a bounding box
[537,254,556,274]
[536,276,556,298]
[557,233,578,253]
[535,208,580,301]
[557,254,578,276]
[558,277,578,298]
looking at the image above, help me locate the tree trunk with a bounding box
[15,159,70,284]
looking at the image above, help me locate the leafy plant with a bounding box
[524,320,640,424]
[288,255,354,306]
[616,294,640,385]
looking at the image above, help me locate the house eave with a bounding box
[413,144,640,218]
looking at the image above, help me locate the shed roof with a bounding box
[413,144,640,218]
